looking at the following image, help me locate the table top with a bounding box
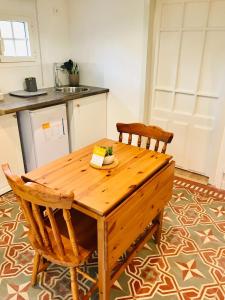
[23,139,172,216]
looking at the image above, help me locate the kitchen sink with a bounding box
[56,86,90,93]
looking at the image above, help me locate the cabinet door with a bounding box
[69,94,107,151]
[0,114,24,195]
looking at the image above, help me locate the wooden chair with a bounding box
[116,122,174,245]
[116,122,173,153]
[2,163,98,300]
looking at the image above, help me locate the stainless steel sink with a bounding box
[56,86,90,93]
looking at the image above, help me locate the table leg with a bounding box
[98,217,110,300]
[154,209,164,245]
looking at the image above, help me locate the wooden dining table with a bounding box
[23,138,175,300]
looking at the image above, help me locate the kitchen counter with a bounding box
[0,86,109,115]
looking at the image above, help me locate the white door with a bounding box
[68,94,107,151]
[0,114,24,195]
[149,0,225,182]
[31,104,69,168]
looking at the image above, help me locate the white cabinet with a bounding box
[0,113,24,195]
[68,93,107,151]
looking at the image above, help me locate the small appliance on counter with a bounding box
[18,104,70,172]
[9,77,47,98]
[25,77,38,92]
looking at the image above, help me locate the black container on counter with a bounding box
[25,77,38,92]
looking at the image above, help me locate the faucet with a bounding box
[54,63,64,90]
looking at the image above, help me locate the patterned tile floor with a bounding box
[0,177,225,300]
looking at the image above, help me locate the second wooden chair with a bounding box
[116,122,173,153]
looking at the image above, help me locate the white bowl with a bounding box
[103,155,114,165]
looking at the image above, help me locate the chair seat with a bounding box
[29,209,97,267]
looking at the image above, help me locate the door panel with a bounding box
[154,90,173,111]
[208,1,225,27]
[195,96,217,118]
[183,2,208,28]
[161,3,183,29]
[174,94,195,115]
[167,121,188,168]
[187,126,213,174]
[177,31,204,91]
[157,32,180,88]
[199,31,225,95]
[151,117,168,130]
[150,0,225,178]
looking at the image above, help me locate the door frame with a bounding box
[215,128,225,188]
[142,0,157,123]
[214,88,225,188]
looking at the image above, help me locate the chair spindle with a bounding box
[162,142,167,154]
[46,207,65,257]
[128,133,132,145]
[22,199,44,247]
[32,203,52,251]
[154,140,159,152]
[146,137,151,149]
[63,209,79,257]
[137,135,142,147]
[119,132,123,143]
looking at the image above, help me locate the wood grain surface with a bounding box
[106,161,175,270]
[23,139,172,216]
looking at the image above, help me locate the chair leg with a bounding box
[70,267,79,300]
[154,209,164,245]
[31,251,41,286]
[38,257,50,273]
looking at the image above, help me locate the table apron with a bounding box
[105,161,175,270]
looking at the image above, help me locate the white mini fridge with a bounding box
[18,104,69,172]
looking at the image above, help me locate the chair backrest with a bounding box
[116,122,174,153]
[2,163,79,260]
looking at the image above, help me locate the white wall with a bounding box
[1,0,151,138]
[68,0,150,139]
[36,0,71,88]
[0,0,71,93]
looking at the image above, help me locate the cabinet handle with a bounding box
[76,104,80,107]
[62,118,65,135]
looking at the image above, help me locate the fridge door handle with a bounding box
[62,118,65,135]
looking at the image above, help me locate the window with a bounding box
[0,19,34,62]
